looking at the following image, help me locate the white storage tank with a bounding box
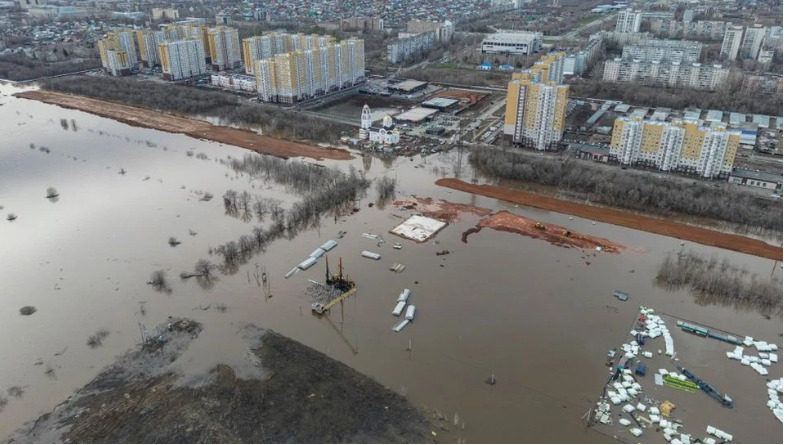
[309,248,325,259]
[398,289,411,302]
[405,305,416,321]
[320,239,338,251]
[298,257,317,270]
[362,251,381,260]
[393,319,410,332]
[393,301,406,316]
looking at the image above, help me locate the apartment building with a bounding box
[98,28,137,75]
[741,24,766,60]
[243,33,336,75]
[648,19,727,40]
[387,32,436,63]
[621,39,702,64]
[530,52,565,83]
[158,38,207,81]
[406,20,454,43]
[503,56,569,151]
[720,23,744,61]
[207,26,241,70]
[254,38,365,104]
[603,59,729,90]
[562,33,603,76]
[616,9,642,33]
[151,8,179,20]
[763,26,782,50]
[136,29,166,67]
[610,117,740,178]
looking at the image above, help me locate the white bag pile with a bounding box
[634,307,674,356]
[766,378,783,423]
[726,338,779,376]
[706,426,733,442]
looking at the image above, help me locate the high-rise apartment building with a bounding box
[741,24,766,60]
[503,55,569,150]
[207,26,241,70]
[610,118,740,178]
[616,9,642,33]
[243,33,335,75]
[98,28,137,75]
[254,37,365,104]
[136,30,166,67]
[158,39,207,80]
[720,23,744,60]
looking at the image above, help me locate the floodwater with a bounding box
[0,82,782,443]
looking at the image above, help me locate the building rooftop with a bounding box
[422,97,458,108]
[683,109,702,120]
[389,79,428,93]
[729,112,746,125]
[652,110,670,121]
[752,114,771,128]
[631,108,649,118]
[613,104,631,113]
[394,107,438,122]
[730,168,782,184]
[482,31,542,43]
[705,110,723,122]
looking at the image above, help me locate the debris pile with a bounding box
[724,336,779,376]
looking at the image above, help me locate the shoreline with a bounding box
[15,90,354,161]
[436,178,783,262]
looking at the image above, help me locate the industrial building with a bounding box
[158,38,207,81]
[503,54,569,151]
[98,28,137,76]
[254,38,364,103]
[208,26,241,70]
[609,117,740,178]
[602,59,729,91]
[387,79,428,95]
[387,32,436,63]
[481,31,542,55]
[728,168,782,191]
[421,97,458,111]
[394,107,439,123]
[615,9,642,33]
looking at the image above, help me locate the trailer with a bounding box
[677,366,733,408]
[613,291,630,301]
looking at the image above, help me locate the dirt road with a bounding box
[16,90,353,161]
[437,178,782,261]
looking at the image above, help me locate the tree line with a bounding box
[655,249,782,316]
[468,146,782,232]
[0,54,101,81]
[569,74,782,116]
[40,77,353,142]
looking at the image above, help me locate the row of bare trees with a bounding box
[222,189,284,223]
[41,77,353,142]
[468,146,782,232]
[655,250,782,316]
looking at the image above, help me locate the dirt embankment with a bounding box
[16,90,353,161]
[394,196,491,222]
[471,211,624,253]
[437,178,782,261]
[7,320,432,444]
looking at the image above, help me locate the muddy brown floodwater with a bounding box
[0,83,782,444]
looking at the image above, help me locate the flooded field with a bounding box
[0,83,782,443]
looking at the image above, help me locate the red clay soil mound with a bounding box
[393,196,491,223]
[436,178,782,261]
[17,91,353,161]
[471,211,624,252]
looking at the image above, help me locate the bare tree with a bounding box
[45,187,59,198]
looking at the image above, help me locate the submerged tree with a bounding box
[45,187,59,198]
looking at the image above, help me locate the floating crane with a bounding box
[311,256,357,315]
[676,366,733,408]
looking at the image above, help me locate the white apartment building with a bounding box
[254,38,364,104]
[610,118,740,178]
[616,9,642,33]
[208,26,241,70]
[720,23,744,60]
[158,39,207,81]
[741,25,766,60]
[481,31,543,55]
[621,39,702,64]
[603,59,729,90]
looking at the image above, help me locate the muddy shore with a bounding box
[15,91,353,161]
[7,318,433,444]
[437,178,782,261]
